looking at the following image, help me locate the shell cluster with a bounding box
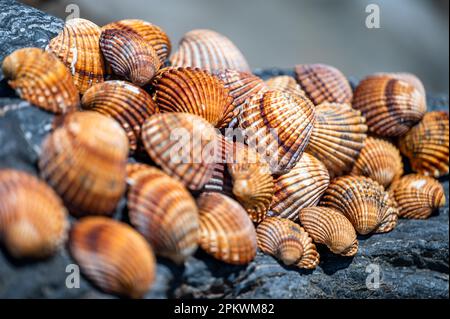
[0,15,447,298]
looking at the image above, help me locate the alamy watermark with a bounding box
[65,4,80,21]
[365,263,382,290]
[365,4,381,29]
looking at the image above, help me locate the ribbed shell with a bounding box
[170,29,251,72]
[202,135,233,195]
[375,72,426,97]
[320,176,398,235]
[270,153,330,221]
[102,19,171,64]
[299,207,358,256]
[197,192,257,265]
[81,81,156,153]
[352,75,426,137]
[399,111,449,178]
[127,163,199,264]
[351,136,403,188]
[0,169,68,258]
[256,217,319,269]
[2,48,79,113]
[237,89,316,174]
[47,18,106,94]
[141,113,219,190]
[70,217,156,298]
[294,64,353,105]
[153,67,235,128]
[39,112,129,216]
[306,102,367,177]
[265,75,306,98]
[390,174,446,219]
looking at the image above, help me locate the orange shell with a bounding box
[265,75,307,99]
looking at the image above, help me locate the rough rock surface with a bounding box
[0,1,448,299]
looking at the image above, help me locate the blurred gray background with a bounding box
[20,0,449,95]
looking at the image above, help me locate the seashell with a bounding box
[0,169,68,259]
[202,135,233,195]
[81,80,156,153]
[375,72,426,97]
[153,67,235,128]
[320,176,398,235]
[389,174,446,219]
[256,217,319,269]
[2,48,79,113]
[102,19,171,64]
[265,75,306,99]
[299,207,358,256]
[141,113,219,190]
[47,18,106,94]
[39,111,129,216]
[100,29,161,86]
[237,89,316,174]
[227,142,274,223]
[127,163,199,264]
[70,217,155,298]
[305,102,367,177]
[270,153,330,221]
[352,74,426,137]
[294,64,353,105]
[351,136,403,188]
[170,29,251,73]
[399,111,449,178]
[197,192,257,265]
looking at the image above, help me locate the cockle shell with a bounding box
[320,176,398,235]
[202,135,233,195]
[2,48,79,113]
[141,113,219,190]
[375,72,426,96]
[0,169,68,258]
[294,64,353,105]
[352,74,426,137]
[270,153,330,221]
[256,217,319,269]
[100,29,161,86]
[351,136,403,188]
[390,174,446,219]
[170,29,251,72]
[39,112,129,216]
[399,111,449,178]
[237,89,316,174]
[265,75,306,98]
[47,18,106,94]
[102,19,171,64]
[197,192,257,265]
[81,80,156,153]
[299,207,358,256]
[127,163,199,264]
[305,102,367,177]
[70,217,156,298]
[153,67,235,128]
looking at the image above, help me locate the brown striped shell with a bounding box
[141,113,219,190]
[39,112,129,216]
[320,176,398,235]
[237,89,316,174]
[127,163,199,264]
[256,217,319,269]
[170,29,251,72]
[375,72,426,97]
[305,102,367,177]
[47,18,106,94]
[202,135,233,195]
[81,80,156,153]
[265,75,306,98]
[70,217,156,298]
[153,67,235,128]
[399,111,449,178]
[2,48,79,113]
[0,169,68,259]
[270,153,330,221]
[100,29,160,86]
[299,207,358,256]
[352,75,426,137]
[351,136,403,188]
[294,64,353,105]
[102,19,171,64]
[197,192,257,265]
[389,174,446,219]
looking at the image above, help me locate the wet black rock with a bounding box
[0,1,448,299]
